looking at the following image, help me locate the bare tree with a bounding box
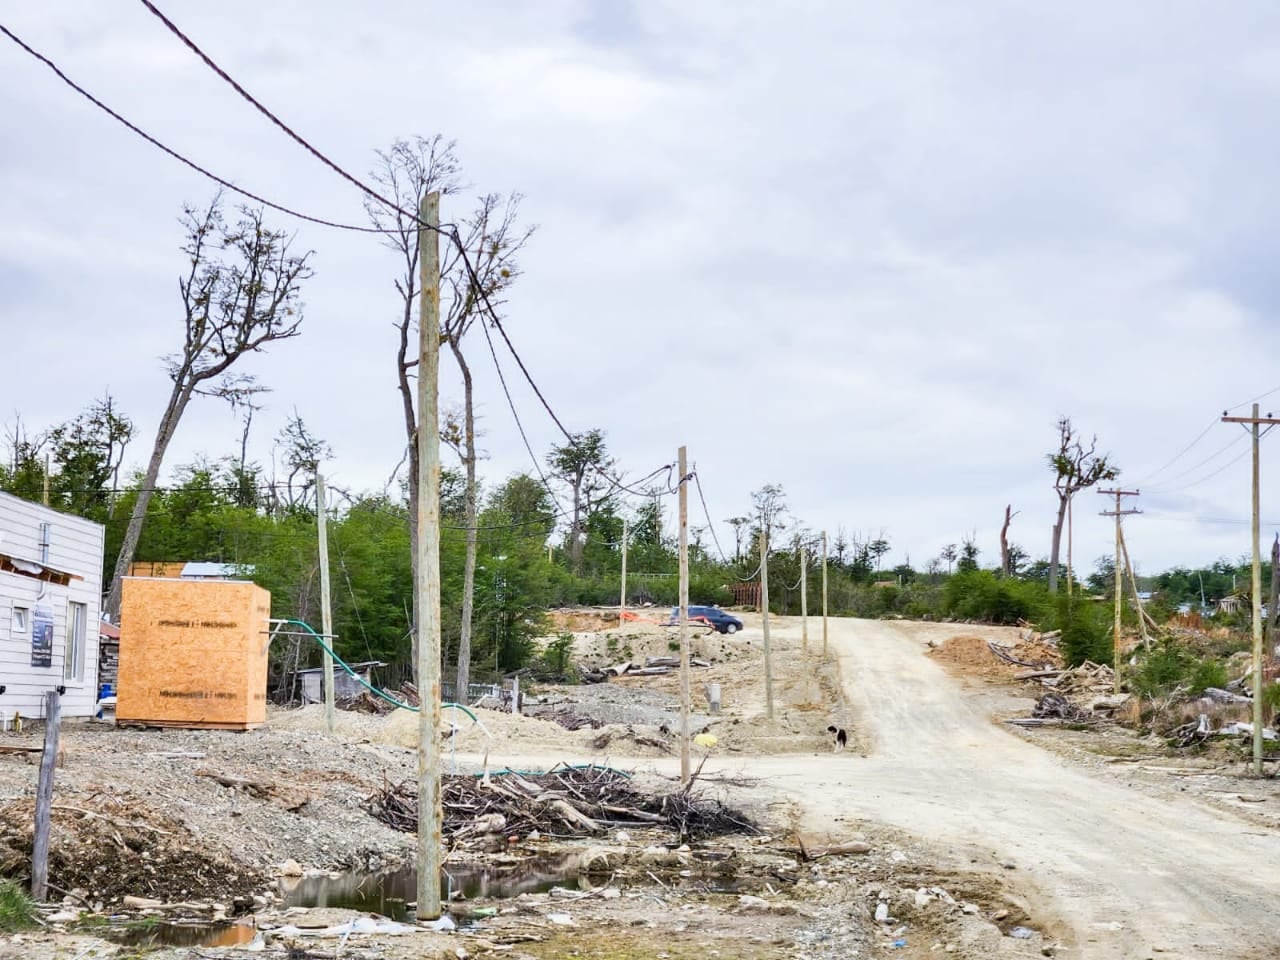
[364,136,462,674]
[999,504,1020,578]
[274,411,332,514]
[440,193,533,698]
[726,516,751,563]
[1046,417,1118,593]
[940,543,957,575]
[104,194,313,617]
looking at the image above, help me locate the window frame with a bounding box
[64,600,87,684]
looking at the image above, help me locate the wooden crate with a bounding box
[116,578,271,730]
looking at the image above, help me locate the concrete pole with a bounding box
[316,472,336,732]
[1250,403,1264,775]
[761,525,774,720]
[415,192,443,918]
[821,531,829,657]
[618,518,629,628]
[677,447,691,784]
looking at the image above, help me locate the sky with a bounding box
[4,1,1280,580]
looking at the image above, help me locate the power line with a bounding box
[137,0,426,232]
[1225,383,1280,413]
[1145,432,1249,489]
[0,24,386,234]
[691,470,730,563]
[1134,417,1219,485]
[1155,446,1251,494]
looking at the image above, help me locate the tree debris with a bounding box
[367,766,757,841]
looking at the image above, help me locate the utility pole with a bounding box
[760,524,774,719]
[677,447,691,784]
[42,453,50,507]
[1099,488,1141,694]
[821,531,829,657]
[1066,497,1073,596]
[415,192,443,918]
[618,518,629,628]
[799,543,809,659]
[316,471,335,733]
[1221,403,1280,775]
[1118,525,1150,648]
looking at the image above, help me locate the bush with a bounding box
[941,571,1050,625]
[0,879,34,932]
[1129,639,1229,699]
[1188,659,1228,696]
[1054,594,1113,667]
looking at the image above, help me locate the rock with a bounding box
[875,902,890,923]
[546,913,575,926]
[278,859,304,877]
[1000,861,1017,870]
[46,911,79,924]
[738,895,769,910]
[992,908,1009,921]
[914,889,934,909]
[1010,926,1036,939]
[601,888,621,900]
[614,831,631,843]
[962,903,980,915]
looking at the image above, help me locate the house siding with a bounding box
[0,491,104,720]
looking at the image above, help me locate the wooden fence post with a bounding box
[31,689,61,901]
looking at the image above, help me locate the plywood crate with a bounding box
[117,577,271,730]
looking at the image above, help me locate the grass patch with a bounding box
[0,879,36,932]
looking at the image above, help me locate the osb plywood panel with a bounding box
[117,578,271,730]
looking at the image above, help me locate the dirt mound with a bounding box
[546,608,626,632]
[928,634,1063,680]
[0,790,264,907]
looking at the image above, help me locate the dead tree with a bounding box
[440,193,533,700]
[365,136,462,675]
[104,194,313,617]
[999,504,1019,578]
[1046,417,1117,594]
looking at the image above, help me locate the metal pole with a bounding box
[619,518,628,628]
[761,525,774,719]
[316,471,336,733]
[821,531,829,657]
[1251,403,1264,775]
[677,447,691,783]
[415,191,443,918]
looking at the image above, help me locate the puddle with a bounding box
[107,921,256,948]
[280,851,588,921]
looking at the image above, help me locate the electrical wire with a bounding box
[1134,417,1220,485]
[691,470,730,563]
[1153,446,1250,494]
[1145,432,1249,489]
[0,24,387,234]
[1225,383,1280,413]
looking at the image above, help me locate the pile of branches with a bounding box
[1032,693,1091,723]
[532,709,603,731]
[367,766,756,842]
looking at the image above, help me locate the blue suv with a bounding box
[670,605,743,634]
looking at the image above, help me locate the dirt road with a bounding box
[738,618,1280,959]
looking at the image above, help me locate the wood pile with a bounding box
[367,766,757,842]
[599,657,713,679]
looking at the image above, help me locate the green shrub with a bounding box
[941,571,1050,625]
[541,632,576,680]
[1188,659,1228,696]
[0,879,34,932]
[1055,594,1113,667]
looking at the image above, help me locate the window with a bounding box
[11,605,29,637]
[65,601,86,683]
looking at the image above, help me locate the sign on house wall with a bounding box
[31,603,53,668]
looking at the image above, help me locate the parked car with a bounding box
[669,605,743,634]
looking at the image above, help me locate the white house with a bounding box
[0,491,104,722]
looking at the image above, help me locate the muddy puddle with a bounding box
[106,851,588,947]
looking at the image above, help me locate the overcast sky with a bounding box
[5,2,1280,579]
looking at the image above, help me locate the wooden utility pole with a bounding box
[316,471,336,733]
[30,690,60,901]
[677,447,691,784]
[1099,489,1141,694]
[1117,525,1150,648]
[415,192,443,918]
[760,525,774,719]
[1222,404,1280,775]
[42,453,50,507]
[821,531,829,657]
[1268,534,1280,652]
[618,518,629,628]
[799,543,809,659]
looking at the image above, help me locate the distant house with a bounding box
[0,491,104,720]
[128,561,255,581]
[1217,595,1243,615]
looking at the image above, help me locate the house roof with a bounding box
[180,562,254,579]
[0,551,82,586]
[99,620,121,640]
